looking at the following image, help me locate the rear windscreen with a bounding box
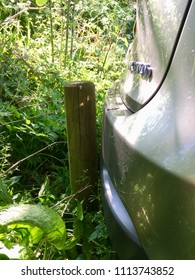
[121,0,191,112]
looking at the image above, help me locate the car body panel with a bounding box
[101,166,148,259]
[102,0,195,259]
[121,0,191,112]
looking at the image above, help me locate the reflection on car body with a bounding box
[101,0,195,259]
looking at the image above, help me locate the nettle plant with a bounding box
[0,191,80,260]
[0,195,115,260]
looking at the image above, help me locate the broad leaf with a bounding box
[36,0,48,6]
[0,204,66,250]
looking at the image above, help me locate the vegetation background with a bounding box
[0,0,135,259]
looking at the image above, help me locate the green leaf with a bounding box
[0,253,10,260]
[0,204,66,250]
[62,237,78,250]
[76,200,83,221]
[25,119,31,125]
[36,0,48,6]
[0,183,13,205]
[73,219,83,239]
[38,176,50,197]
[88,224,105,242]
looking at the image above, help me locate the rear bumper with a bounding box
[101,94,195,259]
[101,161,148,260]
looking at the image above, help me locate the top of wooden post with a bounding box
[64,81,95,88]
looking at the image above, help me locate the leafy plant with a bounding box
[0,204,66,250]
[0,0,135,259]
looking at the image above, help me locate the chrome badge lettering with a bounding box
[129,61,152,79]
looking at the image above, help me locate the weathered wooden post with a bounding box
[64,81,98,210]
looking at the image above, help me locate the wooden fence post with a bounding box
[64,81,98,210]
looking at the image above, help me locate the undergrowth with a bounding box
[0,0,135,259]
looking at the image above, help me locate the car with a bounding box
[101,0,195,260]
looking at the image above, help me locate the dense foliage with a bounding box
[0,0,135,259]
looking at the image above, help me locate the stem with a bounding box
[49,0,54,63]
[60,1,65,68]
[65,0,71,67]
[27,18,31,46]
[0,6,46,26]
[70,1,76,60]
[1,141,65,176]
[101,40,113,75]
[43,240,48,260]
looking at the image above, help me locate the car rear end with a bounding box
[101,0,195,259]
